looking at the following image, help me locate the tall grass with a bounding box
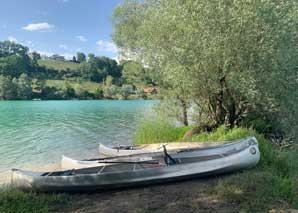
[134,120,194,144]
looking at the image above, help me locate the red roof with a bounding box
[143,87,158,93]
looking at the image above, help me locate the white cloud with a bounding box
[8,36,17,43]
[22,22,54,32]
[35,50,54,57]
[76,35,87,42]
[96,40,118,53]
[59,44,68,50]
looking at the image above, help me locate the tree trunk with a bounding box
[215,76,226,125]
[178,97,189,126]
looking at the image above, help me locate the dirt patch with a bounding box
[56,178,237,213]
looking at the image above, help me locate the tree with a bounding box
[0,41,29,58]
[94,88,104,99]
[103,85,119,99]
[72,56,77,63]
[30,52,41,63]
[88,54,95,62]
[112,0,298,138]
[0,75,16,100]
[122,60,154,87]
[105,75,114,87]
[76,52,86,63]
[16,73,32,99]
[120,84,134,100]
[0,55,32,77]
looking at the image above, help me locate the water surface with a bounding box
[0,100,154,183]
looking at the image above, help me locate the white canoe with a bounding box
[63,136,256,170]
[11,136,260,192]
[99,137,248,157]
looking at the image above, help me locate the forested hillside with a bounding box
[0,41,156,100]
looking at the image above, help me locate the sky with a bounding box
[0,0,122,59]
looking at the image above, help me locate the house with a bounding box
[49,54,65,61]
[143,87,158,93]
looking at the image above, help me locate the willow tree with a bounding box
[112,0,298,138]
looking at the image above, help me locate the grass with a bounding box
[134,120,195,144]
[45,79,102,93]
[0,187,69,213]
[38,60,80,71]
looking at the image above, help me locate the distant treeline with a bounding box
[0,41,157,100]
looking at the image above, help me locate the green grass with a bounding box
[45,80,101,93]
[134,120,195,144]
[0,187,69,213]
[38,60,80,71]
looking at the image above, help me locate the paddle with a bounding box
[94,160,160,164]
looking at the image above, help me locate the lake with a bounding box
[0,100,155,183]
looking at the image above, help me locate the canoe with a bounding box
[99,137,250,157]
[11,136,260,192]
[63,136,257,170]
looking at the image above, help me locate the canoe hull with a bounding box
[12,142,260,192]
[63,136,257,170]
[99,141,231,157]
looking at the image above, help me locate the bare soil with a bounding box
[56,177,238,213]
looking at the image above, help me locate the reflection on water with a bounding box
[0,100,155,183]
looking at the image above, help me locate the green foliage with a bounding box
[38,60,80,71]
[79,56,121,83]
[0,75,15,100]
[119,84,134,100]
[112,0,298,139]
[0,40,151,100]
[121,61,155,87]
[0,187,69,213]
[76,52,86,63]
[0,41,29,58]
[16,73,32,100]
[44,80,102,99]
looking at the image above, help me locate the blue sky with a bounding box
[0,0,122,59]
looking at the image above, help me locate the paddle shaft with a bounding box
[95,160,160,164]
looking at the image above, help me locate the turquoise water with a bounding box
[0,100,155,183]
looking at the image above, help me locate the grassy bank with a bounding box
[1,122,297,212]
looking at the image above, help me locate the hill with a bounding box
[38,60,80,71]
[45,80,101,93]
